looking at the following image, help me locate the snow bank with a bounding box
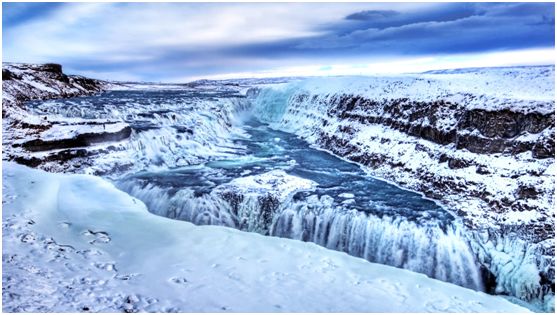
[2,162,531,312]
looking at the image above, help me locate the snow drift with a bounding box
[2,162,532,312]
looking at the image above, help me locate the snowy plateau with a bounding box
[1,63,555,312]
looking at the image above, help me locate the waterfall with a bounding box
[271,195,483,291]
[117,177,484,291]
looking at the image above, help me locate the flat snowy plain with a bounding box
[2,162,531,312]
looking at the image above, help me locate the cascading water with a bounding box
[26,89,252,174]
[271,195,483,290]
[115,115,486,292]
[118,169,484,291]
[29,85,487,294]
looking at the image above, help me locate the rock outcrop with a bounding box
[2,63,106,116]
[2,63,131,171]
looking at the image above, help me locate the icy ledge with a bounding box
[216,169,316,200]
[2,162,530,312]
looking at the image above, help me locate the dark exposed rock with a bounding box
[438,154,449,163]
[219,191,244,217]
[20,126,132,152]
[317,93,554,158]
[40,63,63,74]
[174,126,194,134]
[456,134,536,155]
[459,109,554,138]
[447,158,471,169]
[257,194,280,234]
[475,165,491,175]
[17,149,85,166]
[516,185,539,199]
[69,75,104,92]
[532,129,555,159]
[3,69,13,80]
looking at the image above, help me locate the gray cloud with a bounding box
[3,2,554,81]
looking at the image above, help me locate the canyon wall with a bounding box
[251,66,555,310]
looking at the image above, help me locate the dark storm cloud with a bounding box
[341,3,477,30]
[224,2,554,59]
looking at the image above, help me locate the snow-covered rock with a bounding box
[2,63,106,115]
[119,170,317,235]
[250,66,555,310]
[217,169,316,200]
[2,63,132,171]
[2,162,532,312]
[14,121,131,152]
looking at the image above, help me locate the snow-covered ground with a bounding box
[2,162,532,312]
[277,66,554,114]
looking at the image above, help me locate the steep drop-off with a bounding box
[251,66,555,310]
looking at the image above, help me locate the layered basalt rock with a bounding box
[323,94,555,158]
[18,124,132,152]
[309,93,554,231]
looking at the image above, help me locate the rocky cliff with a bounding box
[251,66,555,311]
[2,63,106,115]
[2,63,131,171]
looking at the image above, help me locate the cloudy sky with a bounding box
[2,2,555,82]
